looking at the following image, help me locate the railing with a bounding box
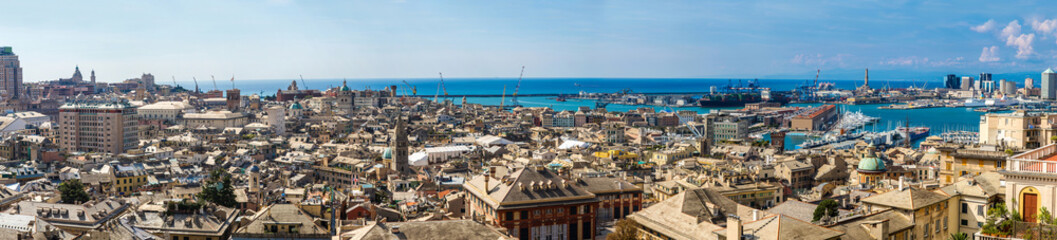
[975,221,1057,240]
[1007,158,1057,174]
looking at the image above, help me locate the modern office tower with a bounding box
[0,47,21,100]
[983,80,995,93]
[944,74,959,89]
[1005,81,1017,95]
[1026,78,1035,89]
[57,100,138,154]
[980,73,992,82]
[961,76,974,91]
[1043,68,1057,100]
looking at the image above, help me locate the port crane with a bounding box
[500,85,507,109]
[401,80,417,95]
[511,66,525,107]
[192,77,201,93]
[211,75,218,91]
[300,75,308,89]
[435,73,449,102]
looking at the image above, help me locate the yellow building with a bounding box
[648,148,692,165]
[113,165,148,196]
[593,149,639,161]
[862,187,953,240]
[937,147,1007,185]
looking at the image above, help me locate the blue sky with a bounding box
[2,0,1057,82]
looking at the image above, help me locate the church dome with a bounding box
[289,102,303,110]
[382,148,393,159]
[248,165,260,173]
[857,155,886,172]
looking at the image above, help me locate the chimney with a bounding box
[862,219,889,240]
[898,176,904,190]
[727,216,743,240]
[752,210,759,221]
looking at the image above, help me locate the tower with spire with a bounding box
[90,70,96,84]
[389,112,410,175]
[337,79,355,113]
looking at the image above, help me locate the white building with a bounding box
[138,101,191,121]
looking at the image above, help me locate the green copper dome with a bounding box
[289,102,303,110]
[857,155,886,172]
[382,148,392,159]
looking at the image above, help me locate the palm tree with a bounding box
[949,232,968,240]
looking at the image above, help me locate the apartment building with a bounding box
[57,101,138,154]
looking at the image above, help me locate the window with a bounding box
[978,205,984,216]
[961,203,968,213]
[924,223,930,237]
[944,218,948,229]
[522,211,529,219]
[961,219,968,226]
[506,212,514,221]
[935,220,941,233]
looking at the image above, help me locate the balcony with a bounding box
[975,221,1057,240]
[1007,144,1057,174]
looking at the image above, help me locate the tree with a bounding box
[58,179,90,204]
[949,232,968,240]
[197,168,237,207]
[607,218,640,240]
[813,199,840,222]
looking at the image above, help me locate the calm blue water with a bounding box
[196,78,987,148]
[183,78,938,96]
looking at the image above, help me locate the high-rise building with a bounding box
[1026,78,1035,89]
[982,79,995,93]
[0,47,22,100]
[980,73,992,82]
[944,74,959,89]
[961,76,973,91]
[57,100,138,154]
[1043,68,1057,100]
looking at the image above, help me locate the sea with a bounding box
[189,78,990,149]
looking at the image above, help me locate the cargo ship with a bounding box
[698,93,762,107]
[896,127,930,141]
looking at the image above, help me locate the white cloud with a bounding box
[932,57,965,66]
[972,19,997,33]
[1001,20,1022,38]
[979,46,1000,62]
[880,56,928,66]
[790,53,849,66]
[1031,18,1057,35]
[1005,33,1035,59]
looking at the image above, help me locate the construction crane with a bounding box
[402,80,416,95]
[511,66,524,107]
[171,76,177,86]
[299,75,308,89]
[434,72,449,102]
[211,75,218,91]
[500,85,507,109]
[192,77,200,93]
